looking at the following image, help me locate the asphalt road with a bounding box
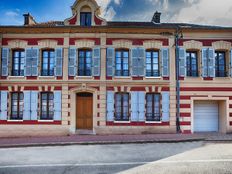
[0,142,231,174]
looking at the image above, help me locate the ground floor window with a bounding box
[115,93,129,121]
[40,92,54,120]
[11,92,23,120]
[146,93,161,121]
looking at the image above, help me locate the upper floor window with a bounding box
[41,50,55,76]
[115,50,129,76]
[186,51,198,77]
[146,50,159,77]
[41,92,54,120]
[11,92,23,120]
[80,12,92,27]
[12,50,25,76]
[215,51,226,77]
[115,93,129,121]
[146,93,161,122]
[78,49,92,76]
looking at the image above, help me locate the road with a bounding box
[0,142,231,174]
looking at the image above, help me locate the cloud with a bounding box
[5,11,19,17]
[96,0,121,20]
[169,0,232,26]
[0,10,22,25]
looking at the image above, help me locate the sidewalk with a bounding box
[1,133,231,148]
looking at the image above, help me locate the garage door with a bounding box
[194,101,219,132]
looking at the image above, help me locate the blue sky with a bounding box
[0,0,232,26]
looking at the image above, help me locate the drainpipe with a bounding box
[175,27,182,133]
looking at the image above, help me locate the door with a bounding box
[194,101,219,132]
[76,93,93,130]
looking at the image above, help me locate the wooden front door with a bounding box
[76,93,93,130]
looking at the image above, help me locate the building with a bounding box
[0,0,232,137]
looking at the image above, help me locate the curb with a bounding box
[0,138,206,149]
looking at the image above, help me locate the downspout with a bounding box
[175,27,181,133]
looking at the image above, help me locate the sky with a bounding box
[0,0,232,26]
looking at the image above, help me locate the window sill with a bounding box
[8,76,25,80]
[38,120,54,122]
[7,120,23,122]
[145,121,162,124]
[145,76,162,79]
[114,121,130,123]
[114,77,131,80]
[76,76,93,79]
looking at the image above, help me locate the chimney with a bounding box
[152,11,161,23]
[23,13,36,26]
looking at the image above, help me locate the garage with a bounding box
[194,101,219,132]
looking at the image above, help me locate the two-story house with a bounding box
[0,0,232,137]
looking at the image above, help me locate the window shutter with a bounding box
[202,48,208,77]
[1,48,9,76]
[25,48,39,76]
[30,91,38,120]
[179,48,186,77]
[208,48,215,78]
[161,48,169,77]
[68,48,77,76]
[106,48,115,77]
[131,48,139,76]
[54,91,62,121]
[162,92,170,122]
[131,92,139,121]
[0,91,8,120]
[23,91,31,120]
[92,47,101,76]
[138,48,145,76]
[230,50,232,77]
[55,48,63,77]
[138,92,145,122]
[106,91,114,121]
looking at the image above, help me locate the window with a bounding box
[11,92,23,120]
[78,49,92,76]
[40,92,54,120]
[115,50,129,76]
[80,12,92,26]
[115,93,129,121]
[186,51,198,77]
[146,50,159,77]
[146,93,161,121]
[215,51,226,77]
[12,50,25,76]
[41,50,55,76]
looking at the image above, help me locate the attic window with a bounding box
[80,12,92,26]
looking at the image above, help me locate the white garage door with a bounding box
[194,101,219,132]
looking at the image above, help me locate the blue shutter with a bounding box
[131,92,139,121]
[107,91,114,121]
[138,92,145,122]
[54,91,62,121]
[55,48,63,77]
[179,48,186,77]
[25,48,39,76]
[202,48,208,77]
[0,91,8,120]
[30,91,38,120]
[1,48,9,76]
[138,48,145,76]
[208,48,215,78]
[106,48,115,77]
[162,92,170,122]
[23,91,31,120]
[92,47,101,76]
[131,48,139,76]
[162,48,169,77]
[69,48,77,76]
[230,50,232,77]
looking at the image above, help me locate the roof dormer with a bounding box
[64,0,107,26]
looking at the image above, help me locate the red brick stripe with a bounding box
[0,120,62,125]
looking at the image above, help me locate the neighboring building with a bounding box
[0,0,232,137]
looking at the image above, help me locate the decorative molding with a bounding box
[7,40,28,48]
[183,40,203,50]
[38,39,58,48]
[112,39,133,48]
[212,41,231,50]
[143,40,162,49]
[75,39,95,48]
